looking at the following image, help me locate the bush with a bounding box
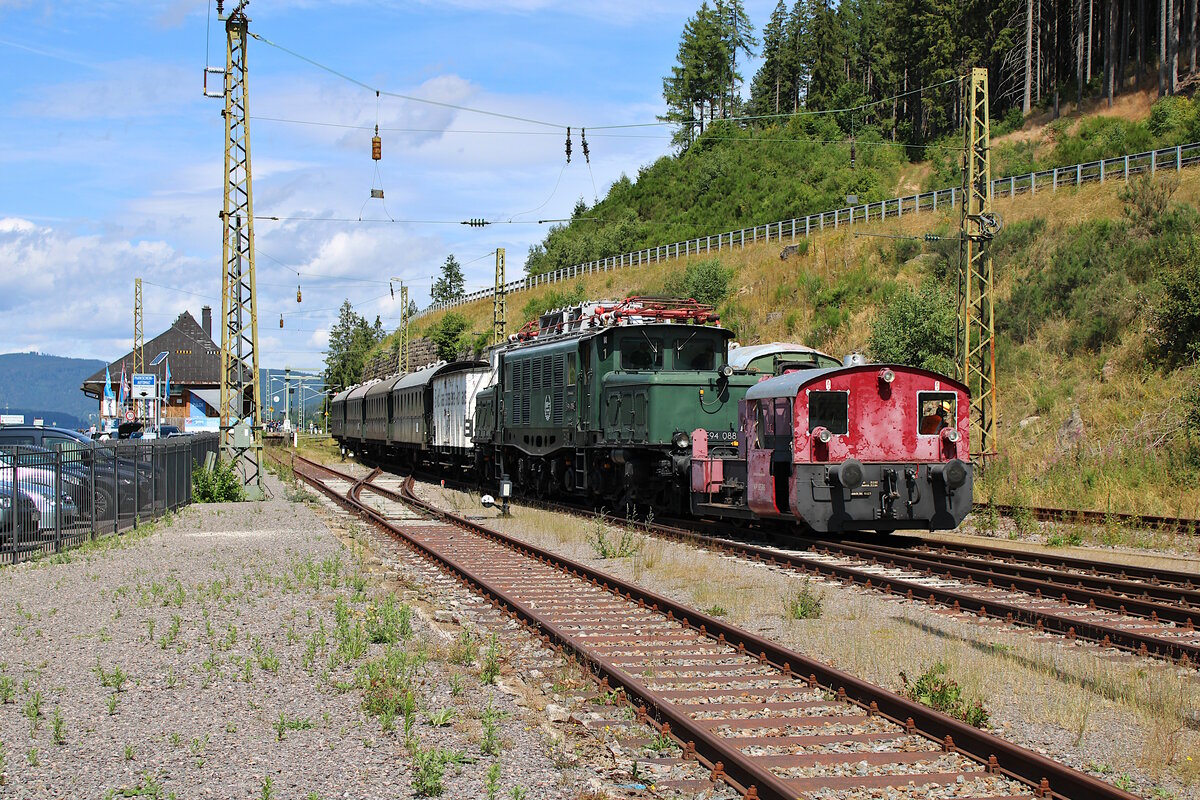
[1149,238,1200,367]
[426,312,469,362]
[867,281,955,374]
[1001,219,1134,351]
[784,581,824,620]
[1118,173,1179,237]
[192,459,246,503]
[900,662,989,728]
[661,257,733,306]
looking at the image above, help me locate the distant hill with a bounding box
[0,353,106,425]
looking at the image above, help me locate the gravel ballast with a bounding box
[0,472,599,799]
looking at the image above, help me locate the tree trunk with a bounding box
[1105,0,1115,105]
[1190,0,1198,73]
[1088,0,1095,78]
[1161,0,1169,94]
[1025,0,1035,113]
[1078,0,1086,106]
[1119,0,1131,87]
[1052,0,1060,116]
[1170,0,1179,92]
[1036,0,1043,104]
[1137,0,1146,78]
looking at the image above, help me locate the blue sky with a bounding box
[0,0,774,370]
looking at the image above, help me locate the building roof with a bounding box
[81,311,221,399]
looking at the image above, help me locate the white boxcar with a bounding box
[431,362,493,453]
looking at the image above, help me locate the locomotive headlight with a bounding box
[812,426,833,445]
[878,368,895,385]
[942,428,961,444]
[718,364,734,379]
[672,431,690,450]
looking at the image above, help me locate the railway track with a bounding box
[282,452,1138,800]
[504,493,1200,670]
[991,504,1200,537]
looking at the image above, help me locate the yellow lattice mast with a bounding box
[493,247,507,344]
[399,284,410,372]
[957,67,999,461]
[215,0,263,499]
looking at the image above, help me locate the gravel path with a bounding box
[0,472,600,799]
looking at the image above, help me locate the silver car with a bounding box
[16,481,78,532]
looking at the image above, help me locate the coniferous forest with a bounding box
[524,0,1200,276]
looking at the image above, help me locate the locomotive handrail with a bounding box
[415,140,1200,320]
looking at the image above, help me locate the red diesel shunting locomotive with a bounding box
[690,357,972,533]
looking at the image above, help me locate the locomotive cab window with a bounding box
[918,392,957,435]
[808,390,849,435]
[673,331,719,371]
[620,334,663,371]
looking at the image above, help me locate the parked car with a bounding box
[0,481,41,547]
[0,446,89,509]
[0,427,155,515]
[13,480,78,532]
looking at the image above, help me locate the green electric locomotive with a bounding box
[473,298,839,510]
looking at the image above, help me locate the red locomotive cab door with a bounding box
[746,399,789,518]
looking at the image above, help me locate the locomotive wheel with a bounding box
[563,466,575,494]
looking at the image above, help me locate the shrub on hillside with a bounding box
[519,281,587,326]
[1002,219,1134,350]
[661,258,733,306]
[1150,238,1200,367]
[1119,173,1179,236]
[867,281,955,374]
[427,312,469,362]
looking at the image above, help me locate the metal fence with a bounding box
[420,140,1200,318]
[0,433,219,564]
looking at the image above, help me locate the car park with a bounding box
[0,426,156,515]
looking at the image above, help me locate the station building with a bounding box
[80,306,222,432]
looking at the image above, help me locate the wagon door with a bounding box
[746,398,793,518]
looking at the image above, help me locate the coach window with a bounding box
[918,392,957,435]
[808,391,849,435]
[567,353,577,386]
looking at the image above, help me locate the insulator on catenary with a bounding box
[296,284,302,303]
[372,124,382,161]
[279,314,284,329]
[581,128,590,164]
[565,126,572,164]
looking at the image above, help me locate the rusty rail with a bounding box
[283,452,1140,800]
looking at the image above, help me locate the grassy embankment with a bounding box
[380,97,1200,520]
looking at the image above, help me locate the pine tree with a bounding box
[430,254,465,304]
[751,1,790,114]
[323,300,384,389]
[715,0,758,115]
[784,0,815,110]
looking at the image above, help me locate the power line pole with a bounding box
[215,0,263,499]
[493,247,507,344]
[399,283,410,372]
[133,277,144,419]
[957,68,999,462]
